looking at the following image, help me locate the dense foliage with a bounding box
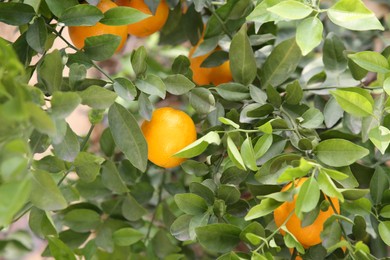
[0,0,390,259]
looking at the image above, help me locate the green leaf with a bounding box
[330,88,374,117]
[324,97,344,128]
[246,0,284,24]
[37,50,64,94]
[0,3,35,25]
[164,74,196,95]
[318,171,344,202]
[320,168,349,181]
[45,0,78,17]
[29,207,57,238]
[241,137,258,171]
[47,236,77,260]
[0,179,31,227]
[138,92,153,121]
[369,126,390,154]
[370,167,389,205]
[174,193,208,215]
[101,160,129,194]
[30,170,67,211]
[190,182,215,205]
[260,38,301,88]
[323,33,348,72]
[285,81,303,105]
[245,198,282,220]
[327,0,384,31]
[100,6,150,25]
[181,160,209,177]
[112,228,144,246]
[172,55,191,75]
[26,17,47,54]
[64,209,101,232]
[321,219,342,249]
[122,194,147,221]
[74,152,104,183]
[341,189,369,200]
[52,125,80,162]
[215,83,250,101]
[219,117,240,129]
[78,85,117,109]
[51,92,81,119]
[68,63,87,90]
[348,51,390,73]
[170,214,192,241]
[314,139,369,167]
[136,74,166,99]
[131,46,147,76]
[108,103,148,172]
[217,185,241,205]
[195,224,241,253]
[378,221,390,246]
[296,17,323,56]
[189,88,216,114]
[175,131,221,158]
[254,134,273,159]
[229,24,257,85]
[295,177,320,217]
[59,4,103,26]
[28,104,56,136]
[383,77,390,96]
[267,0,313,20]
[84,34,121,61]
[113,77,137,101]
[380,205,390,218]
[227,136,246,170]
[250,86,267,104]
[283,230,305,254]
[300,108,324,128]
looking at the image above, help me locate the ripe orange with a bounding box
[68,0,128,52]
[188,39,233,86]
[141,107,197,168]
[274,178,340,248]
[116,0,169,37]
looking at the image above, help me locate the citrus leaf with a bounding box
[108,103,148,172]
[327,0,384,31]
[314,139,369,167]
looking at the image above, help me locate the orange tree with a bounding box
[0,0,390,259]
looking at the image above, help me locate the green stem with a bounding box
[279,107,303,139]
[46,23,115,83]
[206,3,233,40]
[253,210,295,253]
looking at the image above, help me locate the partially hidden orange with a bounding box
[68,0,128,52]
[274,177,340,248]
[116,0,169,37]
[188,37,233,86]
[141,107,197,168]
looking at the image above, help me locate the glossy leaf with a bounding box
[175,131,220,158]
[100,6,150,25]
[164,74,196,95]
[267,0,312,20]
[59,4,103,26]
[78,85,117,109]
[260,38,301,88]
[227,136,246,170]
[108,103,148,172]
[327,0,384,31]
[84,34,121,61]
[229,25,257,85]
[174,193,208,215]
[314,139,369,167]
[0,3,35,25]
[348,51,390,73]
[330,88,374,117]
[195,224,241,253]
[296,17,323,56]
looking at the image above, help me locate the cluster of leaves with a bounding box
[1,0,390,259]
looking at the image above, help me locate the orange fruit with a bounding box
[68,0,128,52]
[188,37,233,86]
[141,107,197,168]
[274,177,340,248]
[116,0,169,37]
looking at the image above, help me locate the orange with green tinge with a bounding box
[68,0,128,52]
[116,0,169,37]
[273,177,340,248]
[141,107,197,168]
